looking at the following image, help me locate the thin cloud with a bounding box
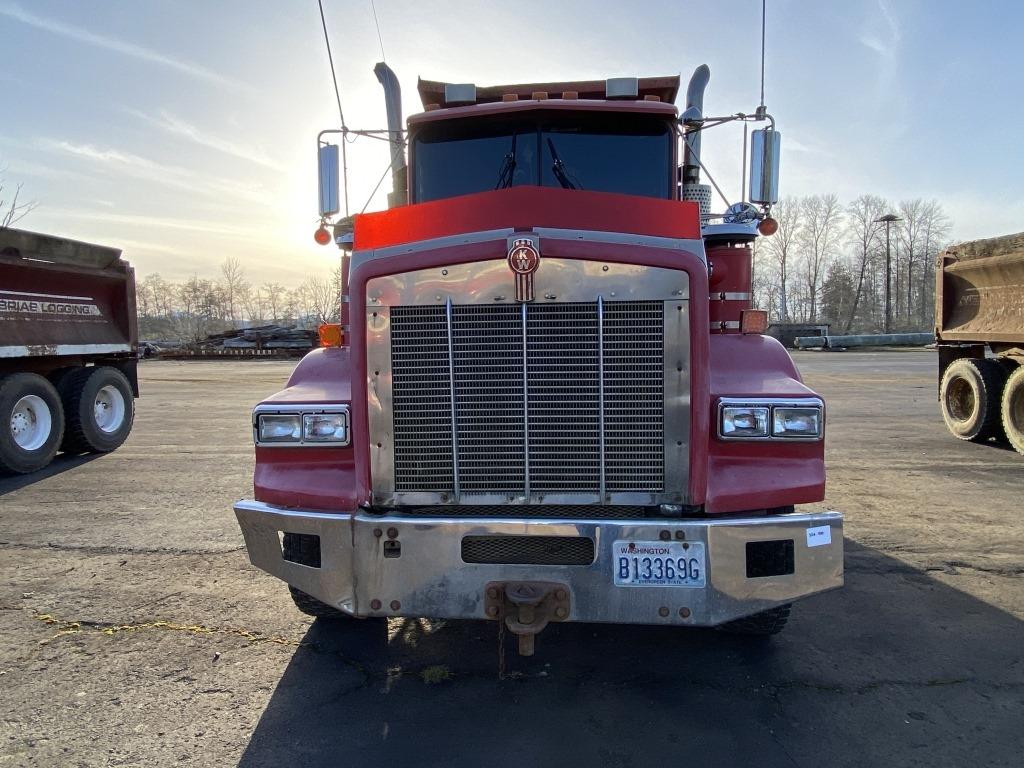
[859,35,890,57]
[40,139,275,208]
[0,2,253,93]
[124,108,284,171]
[50,208,267,242]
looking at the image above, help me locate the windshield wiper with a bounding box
[494,132,518,189]
[547,137,580,190]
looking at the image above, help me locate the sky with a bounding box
[1,0,1022,286]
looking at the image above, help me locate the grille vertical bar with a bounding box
[389,301,665,497]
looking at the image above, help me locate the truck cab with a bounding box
[234,67,843,655]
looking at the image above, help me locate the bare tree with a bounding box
[0,167,38,228]
[916,200,951,325]
[301,276,339,325]
[262,282,287,323]
[761,197,801,321]
[219,256,248,323]
[798,194,843,321]
[843,195,888,332]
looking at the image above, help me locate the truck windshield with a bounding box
[412,113,673,203]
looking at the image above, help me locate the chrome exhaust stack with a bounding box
[681,64,711,216]
[374,61,407,207]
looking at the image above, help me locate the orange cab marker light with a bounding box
[314,226,332,245]
[758,217,779,236]
[740,309,769,335]
[318,323,344,347]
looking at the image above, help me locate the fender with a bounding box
[704,334,825,514]
[252,347,358,511]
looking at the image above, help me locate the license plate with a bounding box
[612,540,706,587]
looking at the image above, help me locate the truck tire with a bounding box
[282,533,347,619]
[1001,364,1024,455]
[59,366,134,454]
[0,373,65,475]
[718,604,791,636]
[939,358,1006,442]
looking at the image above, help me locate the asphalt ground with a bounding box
[1,351,1021,767]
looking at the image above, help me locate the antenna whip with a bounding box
[317,0,349,215]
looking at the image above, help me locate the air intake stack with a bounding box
[681,65,712,216]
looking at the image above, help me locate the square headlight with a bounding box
[257,413,302,443]
[721,405,769,438]
[772,407,822,438]
[302,412,349,444]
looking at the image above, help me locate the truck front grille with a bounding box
[390,301,665,498]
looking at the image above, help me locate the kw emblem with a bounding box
[507,238,540,302]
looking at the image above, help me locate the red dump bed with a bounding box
[0,228,137,365]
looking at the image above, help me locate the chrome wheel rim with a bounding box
[94,385,126,434]
[10,395,52,451]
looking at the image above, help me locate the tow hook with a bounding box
[484,581,571,656]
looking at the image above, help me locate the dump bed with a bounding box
[0,228,137,362]
[936,232,1024,345]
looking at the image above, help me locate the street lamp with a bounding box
[875,213,902,333]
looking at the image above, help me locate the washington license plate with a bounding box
[612,540,707,587]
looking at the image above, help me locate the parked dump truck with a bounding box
[234,63,844,655]
[936,232,1024,453]
[0,228,137,474]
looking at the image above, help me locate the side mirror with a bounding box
[748,129,781,205]
[318,143,340,217]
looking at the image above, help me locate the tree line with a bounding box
[136,257,340,341]
[754,195,951,333]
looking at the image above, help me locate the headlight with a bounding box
[253,405,350,446]
[721,406,769,438]
[303,412,348,443]
[258,413,301,443]
[772,407,821,438]
[718,398,823,441]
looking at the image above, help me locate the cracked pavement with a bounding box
[1,353,1021,767]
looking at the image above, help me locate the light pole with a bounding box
[876,213,902,333]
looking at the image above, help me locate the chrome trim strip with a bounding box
[252,403,350,447]
[710,292,751,301]
[716,397,825,442]
[597,294,607,503]
[663,301,689,502]
[0,343,131,358]
[445,297,461,502]
[521,302,530,499]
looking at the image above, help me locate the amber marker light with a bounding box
[318,323,344,348]
[740,309,769,335]
[758,217,779,236]
[314,226,332,245]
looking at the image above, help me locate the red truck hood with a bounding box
[352,187,701,251]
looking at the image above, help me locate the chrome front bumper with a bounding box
[234,500,843,626]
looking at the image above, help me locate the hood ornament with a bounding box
[507,236,540,302]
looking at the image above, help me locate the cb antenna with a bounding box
[758,0,767,114]
[317,0,350,216]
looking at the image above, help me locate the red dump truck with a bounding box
[936,232,1024,453]
[0,229,137,474]
[234,64,844,654]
